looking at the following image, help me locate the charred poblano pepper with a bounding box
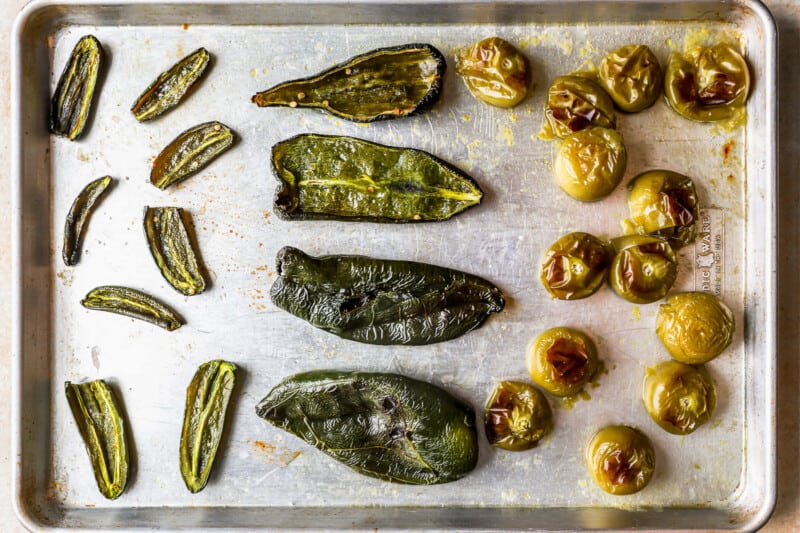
[50,35,103,140]
[255,370,478,484]
[132,47,211,122]
[150,121,235,189]
[65,379,129,499]
[144,207,206,296]
[63,176,113,266]
[180,360,237,493]
[251,43,446,122]
[272,134,483,222]
[270,246,505,345]
[81,285,183,331]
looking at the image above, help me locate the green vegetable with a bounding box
[132,47,211,122]
[455,37,529,108]
[598,45,662,112]
[484,381,552,451]
[50,35,103,140]
[255,370,478,484]
[270,246,504,345]
[656,292,735,364]
[540,232,612,300]
[527,327,599,397]
[554,127,627,201]
[180,360,237,493]
[81,285,183,331]
[251,43,445,122]
[63,176,113,266]
[609,235,677,304]
[150,121,235,189]
[585,425,655,495]
[543,75,616,139]
[65,380,129,499]
[272,134,483,222]
[144,206,206,296]
[643,360,716,435]
[664,43,750,122]
[625,169,699,248]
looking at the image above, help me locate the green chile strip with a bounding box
[144,207,206,296]
[272,134,483,222]
[180,360,237,493]
[132,47,211,122]
[150,121,235,189]
[255,370,479,484]
[65,380,129,499]
[63,176,113,266]
[252,43,446,122]
[81,285,183,331]
[50,35,103,140]
[270,246,505,345]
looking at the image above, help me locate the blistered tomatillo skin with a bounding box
[484,381,553,451]
[540,231,612,300]
[609,235,677,304]
[585,425,655,495]
[626,170,699,249]
[656,292,735,364]
[664,43,750,122]
[643,360,717,435]
[544,75,616,138]
[554,127,627,201]
[599,44,662,113]
[527,327,599,397]
[455,37,529,108]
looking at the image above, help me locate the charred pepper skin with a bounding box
[63,176,113,266]
[272,134,483,222]
[255,370,479,484]
[252,43,446,122]
[50,35,103,141]
[269,246,505,345]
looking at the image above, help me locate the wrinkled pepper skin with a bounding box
[50,35,103,140]
[65,380,129,499]
[272,134,483,222]
[144,206,207,296]
[269,246,505,345]
[150,121,235,189]
[63,176,113,266]
[251,43,445,122]
[81,285,184,331]
[255,370,479,484]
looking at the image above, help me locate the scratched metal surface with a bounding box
[11,0,776,530]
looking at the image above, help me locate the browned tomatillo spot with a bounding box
[603,449,639,486]
[546,338,590,384]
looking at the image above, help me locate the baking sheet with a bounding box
[11,0,777,530]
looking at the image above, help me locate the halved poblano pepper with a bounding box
[150,121,235,189]
[63,176,113,266]
[255,370,478,484]
[50,35,103,140]
[180,360,237,493]
[270,246,505,345]
[272,134,483,222]
[65,379,129,499]
[81,285,183,331]
[144,206,206,296]
[251,43,446,122]
[132,47,211,122]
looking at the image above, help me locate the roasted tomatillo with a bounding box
[527,327,599,397]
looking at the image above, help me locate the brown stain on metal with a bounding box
[727,174,735,184]
[249,439,301,466]
[182,23,190,30]
[723,139,735,165]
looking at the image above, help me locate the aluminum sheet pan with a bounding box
[11,0,777,530]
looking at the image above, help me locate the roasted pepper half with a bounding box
[63,176,113,266]
[50,35,103,140]
[144,206,207,296]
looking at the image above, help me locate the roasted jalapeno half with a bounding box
[643,360,716,435]
[598,45,662,112]
[656,292,735,364]
[540,232,612,300]
[554,127,627,201]
[609,235,677,304]
[585,425,655,495]
[543,75,616,139]
[484,381,553,451]
[626,170,698,248]
[527,327,599,397]
[455,37,529,108]
[664,43,750,122]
